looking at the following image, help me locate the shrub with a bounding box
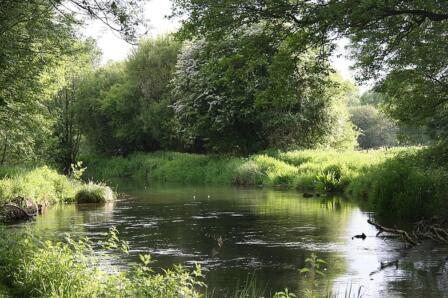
[75,182,114,204]
[234,161,264,185]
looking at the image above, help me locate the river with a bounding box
[13,184,448,297]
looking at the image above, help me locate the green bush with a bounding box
[75,182,115,204]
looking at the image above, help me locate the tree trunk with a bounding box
[0,139,7,165]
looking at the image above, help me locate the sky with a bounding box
[84,0,368,92]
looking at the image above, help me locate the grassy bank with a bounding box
[0,166,78,206]
[82,147,448,219]
[348,146,448,219]
[0,166,114,208]
[83,148,405,192]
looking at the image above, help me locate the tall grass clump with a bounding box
[0,226,204,298]
[348,147,448,219]
[75,182,115,204]
[0,166,78,205]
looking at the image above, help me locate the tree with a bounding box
[47,39,100,173]
[172,0,448,144]
[171,27,357,153]
[349,105,397,149]
[76,36,181,155]
[127,36,182,150]
[358,91,386,107]
[0,0,146,165]
[0,0,146,106]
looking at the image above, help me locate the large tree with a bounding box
[0,0,146,164]
[76,36,181,155]
[172,0,448,143]
[171,27,356,153]
[0,0,146,106]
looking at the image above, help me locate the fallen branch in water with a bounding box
[413,218,448,244]
[368,217,448,246]
[367,219,418,245]
[370,259,399,276]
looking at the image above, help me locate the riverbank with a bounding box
[0,166,78,206]
[348,145,448,219]
[83,149,405,190]
[83,147,448,219]
[0,166,114,222]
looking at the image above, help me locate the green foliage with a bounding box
[84,152,242,185]
[70,161,87,181]
[358,91,386,107]
[348,147,448,219]
[47,39,100,173]
[349,105,398,149]
[172,0,447,146]
[76,36,181,155]
[0,166,78,205]
[75,182,115,204]
[0,227,204,298]
[172,28,356,153]
[300,253,327,298]
[0,0,145,165]
[84,148,405,193]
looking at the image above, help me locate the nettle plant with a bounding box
[299,253,327,298]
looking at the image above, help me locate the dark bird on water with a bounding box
[352,233,366,240]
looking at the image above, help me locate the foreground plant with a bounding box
[0,227,204,298]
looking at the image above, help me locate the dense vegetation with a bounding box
[1,0,448,296]
[84,149,398,190]
[0,166,114,210]
[0,227,204,297]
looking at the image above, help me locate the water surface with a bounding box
[18,185,448,297]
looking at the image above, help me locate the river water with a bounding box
[16,184,448,297]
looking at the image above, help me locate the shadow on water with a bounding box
[13,182,448,297]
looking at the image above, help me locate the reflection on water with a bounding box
[15,185,448,297]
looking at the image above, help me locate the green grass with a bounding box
[75,182,115,204]
[348,146,448,219]
[84,152,243,185]
[0,166,78,205]
[84,148,407,192]
[0,166,115,209]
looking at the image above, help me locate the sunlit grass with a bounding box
[82,146,448,219]
[75,182,115,204]
[0,166,78,205]
[84,148,416,193]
